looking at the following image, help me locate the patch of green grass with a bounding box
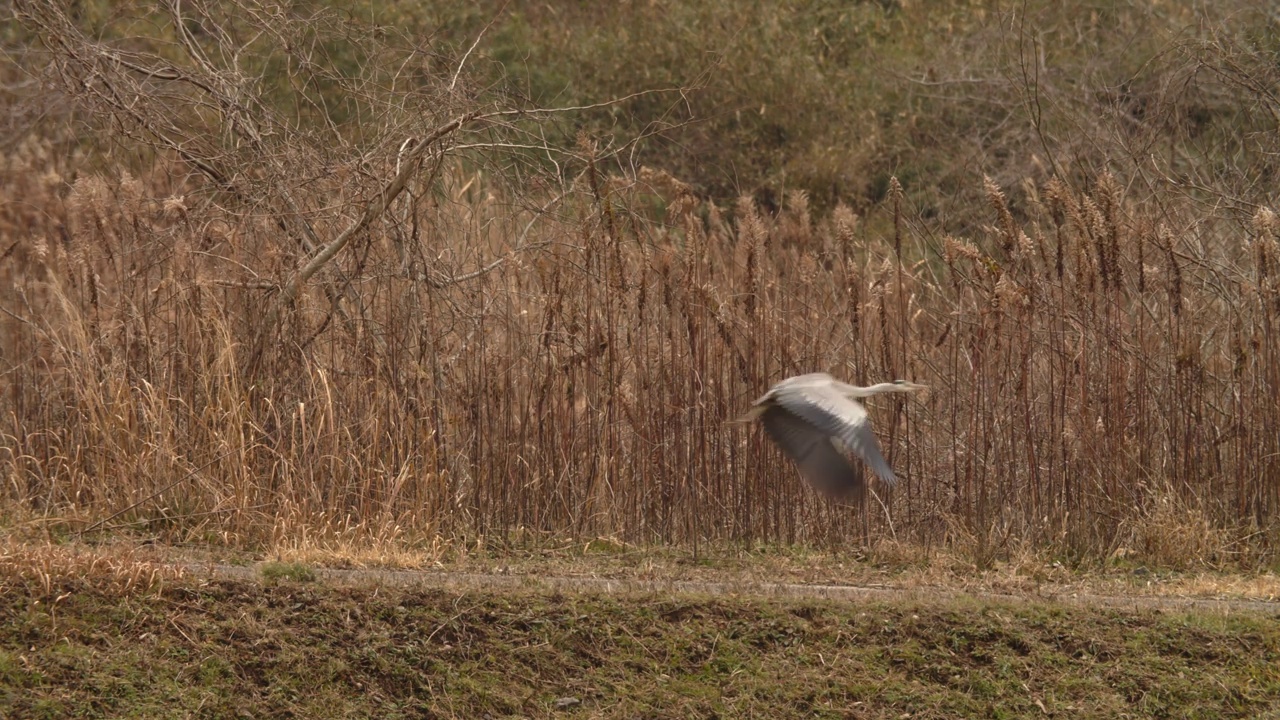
[259,561,316,583]
[2,576,1278,718]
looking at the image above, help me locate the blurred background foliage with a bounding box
[8,1,1277,228]
[359,0,1275,225]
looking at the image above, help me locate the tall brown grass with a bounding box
[2,132,1277,566]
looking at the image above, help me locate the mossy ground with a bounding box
[3,570,1278,719]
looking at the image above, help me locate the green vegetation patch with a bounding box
[1,577,1277,718]
[260,561,318,584]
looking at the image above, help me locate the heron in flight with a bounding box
[738,373,926,500]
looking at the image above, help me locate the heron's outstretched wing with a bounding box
[758,405,865,499]
[770,385,898,488]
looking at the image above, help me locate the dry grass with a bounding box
[2,132,1279,567]
[0,536,186,597]
[2,1,1279,572]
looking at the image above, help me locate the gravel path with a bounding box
[193,563,1280,615]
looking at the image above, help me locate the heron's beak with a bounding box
[902,382,928,392]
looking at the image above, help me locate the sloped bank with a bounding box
[3,573,1279,718]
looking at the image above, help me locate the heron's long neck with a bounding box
[847,382,902,398]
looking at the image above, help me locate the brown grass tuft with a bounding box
[0,539,186,598]
[1120,495,1234,571]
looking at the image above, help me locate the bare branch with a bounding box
[481,88,685,118]
[450,2,506,92]
[276,111,480,309]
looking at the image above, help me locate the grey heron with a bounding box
[738,373,926,499]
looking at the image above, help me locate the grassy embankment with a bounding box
[2,555,1279,719]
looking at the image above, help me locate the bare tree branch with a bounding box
[277,111,480,308]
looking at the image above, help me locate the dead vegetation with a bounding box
[0,537,186,597]
[1,1,1278,571]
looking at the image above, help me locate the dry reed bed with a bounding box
[1,137,1277,565]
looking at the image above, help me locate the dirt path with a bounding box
[193,563,1280,615]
